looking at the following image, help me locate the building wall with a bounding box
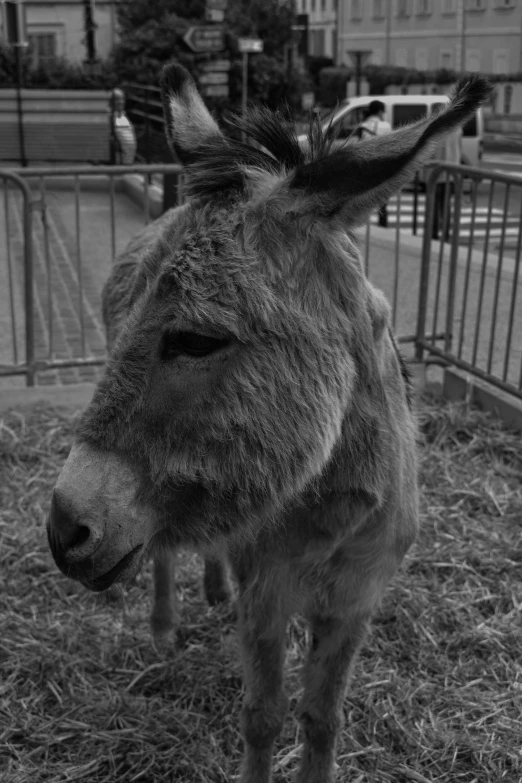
[296,0,338,59]
[338,0,522,74]
[0,1,117,64]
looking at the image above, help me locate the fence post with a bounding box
[415,166,438,362]
[18,176,36,386]
[444,173,462,354]
[163,172,180,213]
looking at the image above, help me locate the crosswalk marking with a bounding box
[375,193,521,241]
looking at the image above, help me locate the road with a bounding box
[378,150,522,259]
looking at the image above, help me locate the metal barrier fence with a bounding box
[1,161,521,400]
[415,162,522,400]
[0,164,183,386]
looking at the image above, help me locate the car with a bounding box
[298,93,484,170]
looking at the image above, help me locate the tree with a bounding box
[110,0,298,110]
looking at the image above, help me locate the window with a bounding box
[309,28,325,56]
[373,0,385,17]
[311,0,316,12]
[504,85,513,114]
[351,0,362,19]
[392,104,427,128]
[493,49,509,73]
[27,33,57,68]
[440,49,454,69]
[465,49,481,71]
[395,48,408,67]
[397,0,412,16]
[415,48,428,70]
[466,0,485,10]
[371,49,384,65]
[442,0,457,10]
[321,0,326,9]
[338,106,369,138]
[494,0,516,6]
[415,0,432,13]
[331,28,337,60]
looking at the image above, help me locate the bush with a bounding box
[318,67,351,107]
[0,43,117,90]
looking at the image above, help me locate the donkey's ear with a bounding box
[287,75,492,227]
[160,62,223,164]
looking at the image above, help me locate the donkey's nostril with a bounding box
[49,489,103,561]
[69,525,91,550]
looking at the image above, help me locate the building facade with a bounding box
[338,0,522,74]
[0,0,117,67]
[295,0,338,59]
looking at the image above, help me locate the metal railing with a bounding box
[0,164,183,386]
[1,161,521,401]
[416,162,522,400]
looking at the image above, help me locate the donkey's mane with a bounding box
[182,105,341,200]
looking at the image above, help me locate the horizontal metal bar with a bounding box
[425,161,522,186]
[416,340,522,400]
[128,109,164,123]
[123,82,162,93]
[398,332,446,344]
[9,164,183,177]
[0,357,106,376]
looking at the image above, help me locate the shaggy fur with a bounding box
[48,64,491,783]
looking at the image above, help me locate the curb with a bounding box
[443,367,522,432]
[121,174,164,220]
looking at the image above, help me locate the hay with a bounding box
[0,394,520,782]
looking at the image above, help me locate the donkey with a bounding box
[47,65,490,783]
[101,217,230,643]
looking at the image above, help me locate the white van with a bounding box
[299,94,484,169]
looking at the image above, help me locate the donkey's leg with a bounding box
[150,550,179,645]
[233,558,290,783]
[202,556,230,606]
[296,610,370,783]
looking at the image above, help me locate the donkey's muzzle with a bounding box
[47,492,144,591]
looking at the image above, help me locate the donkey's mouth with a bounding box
[81,544,144,592]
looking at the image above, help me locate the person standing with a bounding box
[358,101,392,227]
[110,89,137,165]
[430,125,462,240]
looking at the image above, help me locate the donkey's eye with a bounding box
[161,331,229,360]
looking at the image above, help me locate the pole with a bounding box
[385,1,392,65]
[241,52,248,143]
[15,44,27,168]
[355,52,361,97]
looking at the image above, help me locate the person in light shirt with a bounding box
[110,89,137,165]
[358,101,392,227]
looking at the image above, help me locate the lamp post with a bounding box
[3,0,27,167]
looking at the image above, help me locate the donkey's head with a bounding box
[47,66,490,591]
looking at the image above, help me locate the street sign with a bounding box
[183,26,225,53]
[199,72,229,86]
[201,84,230,98]
[206,9,225,22]
[238,38,263,54]
[3,0,25,44]
[201,59,232,72]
